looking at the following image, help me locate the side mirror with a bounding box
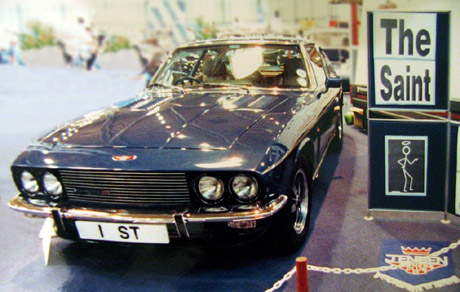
[326,77,341,89]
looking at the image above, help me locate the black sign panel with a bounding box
[369,120,447,211]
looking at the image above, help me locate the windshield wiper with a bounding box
[147,83,184,93]
[202,82,250,93]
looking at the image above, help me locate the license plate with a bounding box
[75,221,170,244]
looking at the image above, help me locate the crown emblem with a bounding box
[401,246,432,256]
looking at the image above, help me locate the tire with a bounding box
[273,160,311,252]
[332,106,344,151]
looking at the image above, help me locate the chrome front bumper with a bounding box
[8,195,288,225]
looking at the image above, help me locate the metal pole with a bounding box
[442,109,452,224]
[296,257,309,292]
[351,3,359,46]
[365,107,374,221]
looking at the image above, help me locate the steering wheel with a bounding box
[173,76,203,86]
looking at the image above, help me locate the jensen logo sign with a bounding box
[373,12,436,106]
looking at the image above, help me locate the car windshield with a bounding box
[151,44,311,89]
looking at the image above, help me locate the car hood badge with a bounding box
[112,155,137,161]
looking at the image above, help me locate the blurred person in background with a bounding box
[0,28,8,64]
[56,16,104,71]
[269,10,284,35]
[232,17,242,31]
[68,16,93,67]
[136,35,168,86]
[185,27,196,41]
[155,28,176,53]
[0,31,25,66]
[73,16,93,67]
[56,16,94,69]
[140,50,164,86]
[85,26,105,71]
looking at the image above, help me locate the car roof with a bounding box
[177,36,315,49]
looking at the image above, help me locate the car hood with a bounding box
[39,89,292,150]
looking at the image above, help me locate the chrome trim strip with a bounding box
[184,195,288,223]
[173,214,182,237]
[173,214,190,238]
[313,131,335,180]
[8,195,287,224]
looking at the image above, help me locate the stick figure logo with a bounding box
[385,136,427,196]
[397,141,419,192]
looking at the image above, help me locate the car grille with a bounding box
[59,169,191,208]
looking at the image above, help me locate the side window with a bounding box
[319,49,338,79]
[304,45,326,86]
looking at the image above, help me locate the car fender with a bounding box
[295,136,315,177]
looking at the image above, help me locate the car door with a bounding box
[318,47,342,148]
[304,45,338,162]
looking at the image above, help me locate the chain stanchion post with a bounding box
[296,257,309,292]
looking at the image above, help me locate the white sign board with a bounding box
[372,12,438,107]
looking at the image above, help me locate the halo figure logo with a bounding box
[385,136,427,196]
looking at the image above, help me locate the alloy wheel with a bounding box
[291,168,309,234]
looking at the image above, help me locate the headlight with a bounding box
[231,174,258,201]
[198,176,224,202]
[21,171,39,194]
[43,172,63,198]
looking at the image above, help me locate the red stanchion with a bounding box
[296,257,309,292]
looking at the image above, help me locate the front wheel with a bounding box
[292,168,310,236]
[272,161,311,252]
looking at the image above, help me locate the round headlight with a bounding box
[43,172,63,198]
[231,175,258,201]
[21,171,39,194]
[198,176,224,202]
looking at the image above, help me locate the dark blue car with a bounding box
[9,37,343,251]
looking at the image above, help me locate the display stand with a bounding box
[366,11,452,221]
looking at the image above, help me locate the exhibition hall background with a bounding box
[1,1,460,292]
[2,0,459,100]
